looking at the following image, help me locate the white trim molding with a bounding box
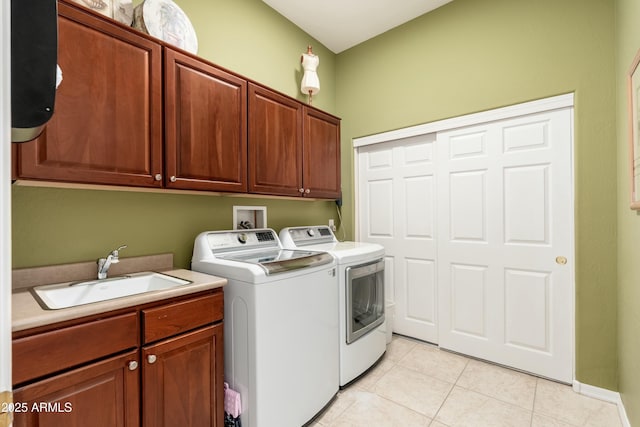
[573,381,631,427]
[0,0,12,417]
[353,93,575,148]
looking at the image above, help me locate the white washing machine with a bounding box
[192,229,339,427]
[280,225,386,387]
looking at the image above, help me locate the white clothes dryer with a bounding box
[279,225,386,387]
[192,229,338,427]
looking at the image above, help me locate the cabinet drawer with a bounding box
[13,312,138,385]
[142,293,223,344]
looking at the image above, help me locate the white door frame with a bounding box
[1,0,12,420]
[354,93,575,379]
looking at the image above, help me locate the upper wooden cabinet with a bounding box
[13,0,340,199]
[248,83,303,197]
[15,1,163,187]
[248,83,341,199]
[164,49,247,192]
[303,107,341,199]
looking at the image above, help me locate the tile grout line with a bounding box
[366,342,453,425]
[428,355,472,426]
[529,378,538,427]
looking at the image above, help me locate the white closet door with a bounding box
[436,108,573,382]
[358,134,439,343]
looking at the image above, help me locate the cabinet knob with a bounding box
[128,361,138,371]
[170,176,177,183]
[154,174,162,181]
[299,188,305,193]
[305,189,311,194]
[147,354,157,364]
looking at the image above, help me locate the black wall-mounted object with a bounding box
[11,0,58,142]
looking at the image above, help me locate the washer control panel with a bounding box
[206,229,278,252]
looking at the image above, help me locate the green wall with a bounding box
[336,0,618,389]
[12,186,337,269]
[615,0,640,423]
[11,0,339,269]
[12,0,623,398]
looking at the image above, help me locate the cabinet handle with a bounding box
[305,189,311,194]
[170,176,177,183]
[299,188,305,193]
[154,174,162,181]
[147,354,157,364]
[128,361,138,371]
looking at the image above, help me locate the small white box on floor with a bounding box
[384,301,395,344]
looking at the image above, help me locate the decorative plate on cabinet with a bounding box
[132,0,198,54]
[71,0,133,25]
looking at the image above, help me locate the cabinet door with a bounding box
[248,83,303,196]
[142,324,224,427]
[165,49,247,192]
[303,107,341,199]
[12,350,140,427]
[16,1,163,187]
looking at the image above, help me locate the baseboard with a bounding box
[573,381,631,427]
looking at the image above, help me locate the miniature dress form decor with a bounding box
[300,45,320,104]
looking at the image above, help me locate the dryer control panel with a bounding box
[280,226,336,247]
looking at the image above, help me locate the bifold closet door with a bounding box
[436,108,573,383]
[357,134,439,343]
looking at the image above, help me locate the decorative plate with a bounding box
[132,0,198,54]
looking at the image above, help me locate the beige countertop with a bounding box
[12,269,226,332]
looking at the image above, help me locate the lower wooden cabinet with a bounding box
[143,325,224,427]
[12,290,224,427]
[13,350,140,427]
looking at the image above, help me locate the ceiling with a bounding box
[262,0,454,53]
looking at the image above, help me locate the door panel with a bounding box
[504,165,549,244]
[449,170,487,242]
[358,134,438,343]
[357,103,573,382]
[437,108,573,382]
[504,268,550,352]
[450,263,487,339]
[405,258,436,325]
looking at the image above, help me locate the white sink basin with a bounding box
[32,272,192,310]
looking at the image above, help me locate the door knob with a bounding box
[555,256,568,265]
[305,189,311,194]
[147,354,157,364]
[154,174,162,181]
[170,176,177,183]
[128,361,138,371]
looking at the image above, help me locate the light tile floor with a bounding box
[311,335,623,427]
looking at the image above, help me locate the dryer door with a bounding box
[346,259,385,344]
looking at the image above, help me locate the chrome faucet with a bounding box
[97,245,127,280]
